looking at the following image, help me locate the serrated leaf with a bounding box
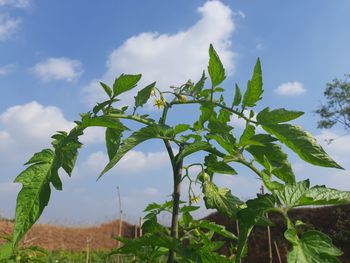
[100,125,166,178]
[242,58,263,107]
[278,180,310,208]
[113,74,142,96]
[134,82,156,108]
[193,71,206,95]
[193,102,216,130]
[202,182,242,219]
[205,154,237,175]
[51,131,82,177]
[206,133,237,154]
[105,125,124,161]
[81,114,129,130]
[232,83,242,107]
[174,124,190,135]
[196,220,237,240]
[239,124,256,147]
[257,107,304,125]
[246,140,295,184]
[299,185,350,206]
[236,194,275,262]
[262,123,343,169]
[99,81,113,98]
[174,141,215,166]
[13,149,56,247]
[287,230,342,263]
[279,180,350,208]
[208,44,226,87]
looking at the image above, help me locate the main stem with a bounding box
[167,157,183,263]
[159,105,182,263]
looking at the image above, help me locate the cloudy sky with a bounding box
[1,0,350,224]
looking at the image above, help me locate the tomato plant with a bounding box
[1,44,350,262]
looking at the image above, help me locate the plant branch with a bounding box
[170,99,258,124]
[106,113,155,125]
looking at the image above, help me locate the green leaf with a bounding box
[99,81,113,98]
[51,130,82,177]
[193,71,206,95]
[242,58,263,107]
[232,83,242,107]
[81,114,129,130]
[13,149,56,247]
[208,44,225,87]
[287,230,342,263]
[202,181,243,219]
[246,139,295,184]
[236,194,275,263]
[257,107,304,125]
[262,123,343,169]
[279,180,350,208]
[193,102,216,130]
[113,74,142,97]
[134,82,156,108]
[239,124,256,147]
[174,141,215,166]
[299,185,350,206]
[278,180,310,208]
[100,125,165,178]
[174,124,190,135]
[196,220,237,240]
[0,243,14,261]
[205,154,237,175]
[206,133,237,154]
[105,125,124,161]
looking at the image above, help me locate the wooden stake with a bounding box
[274,241,282,263]
[86,236,91,263]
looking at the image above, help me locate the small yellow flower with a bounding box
[154,98,165,109]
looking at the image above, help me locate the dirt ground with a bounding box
[0,219,137,251]
[1,205,350,262]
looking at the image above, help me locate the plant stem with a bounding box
[170,99,258,124]
[167,150,183,263]
[107,113,155,125]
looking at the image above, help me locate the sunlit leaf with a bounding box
[262,123,343,169]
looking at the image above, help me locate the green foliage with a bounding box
[134,82,156,108]
[286,229,342,263]
[262,123,343,169]
[242,58,263,108]
[7,43,350,263]
[208,44,225,87]
[202,181,243,219]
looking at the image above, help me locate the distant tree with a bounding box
[316,74,350,131]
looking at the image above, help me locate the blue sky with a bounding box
[1,0,350,224]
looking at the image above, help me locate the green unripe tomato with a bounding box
[197,171,209,183]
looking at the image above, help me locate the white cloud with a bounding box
[0,0,30,8]
[32,57,83,82]
[0,101,104,168]
[79,150,170,177]
[274,81,306,96]
[143,187,159,196]
[0,64,15,75]
[0,13,20,41]
[83,1,236,105]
